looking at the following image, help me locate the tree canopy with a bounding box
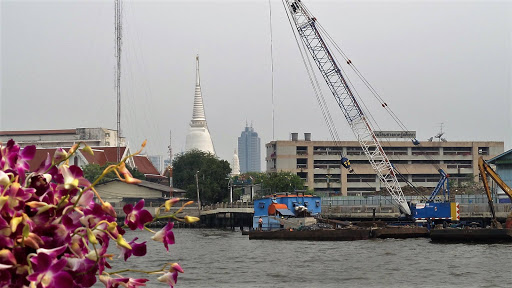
[172,149,231,204]
[234,171,305,197]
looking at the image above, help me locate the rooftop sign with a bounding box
[374,131,416,139]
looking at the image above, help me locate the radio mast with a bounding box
[115,0,123,162]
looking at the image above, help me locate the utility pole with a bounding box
[168,130,173,188]
[195,171,201,216]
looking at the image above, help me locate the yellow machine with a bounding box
[478,157,512,228]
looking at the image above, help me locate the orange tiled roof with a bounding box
[80,149,108,166]
[133,155,161,175]
[28,148,58,172]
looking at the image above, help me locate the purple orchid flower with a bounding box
[67,257,98,287]
[123,199,153,230]
[157,271,178,288]
[151,222,175,251]
[100,275,149,288]
[118,237,147,261]
[27,252,73,288]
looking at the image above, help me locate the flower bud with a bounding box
[165,198,180,212]
[10,216,23,233]
[54,148,68,163]
[116,235,132,250]
[102,202,117,217]
[81,144,94,156]
[0,171,10,187]
[86,228,98,245]
[107,222,117,233]
[170,262,184,273]
[68,144,79,155]
[184,216,200,224]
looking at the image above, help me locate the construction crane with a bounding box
[427,169,449,202]
[283,0,411,215]
[478,157,512,228]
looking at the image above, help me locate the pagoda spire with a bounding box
[185,55,215,155]
[191,55,206,124]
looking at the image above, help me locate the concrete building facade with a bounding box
[266,133,504,196]
[0,128,125,148]
[238,124,261,173]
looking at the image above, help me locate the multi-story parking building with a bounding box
[266,133,504,196]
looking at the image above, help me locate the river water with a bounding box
[102,229,512,288]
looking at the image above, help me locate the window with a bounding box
[383,147,408,155]
[443,147,472,156]
[412,147,439,155]
[445,160,472,169]
[296,146,308,155]
[297,158,307,169]
[478,147,489,155]
[347,174,375,183]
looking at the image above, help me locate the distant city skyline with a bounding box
[2,1,511,167]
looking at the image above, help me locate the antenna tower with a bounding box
[115,0,123,162]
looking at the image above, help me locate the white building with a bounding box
[0,128,125,148]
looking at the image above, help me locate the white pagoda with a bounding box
[185,55,215,155]
[231,149,240,176]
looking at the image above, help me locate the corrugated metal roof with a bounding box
[276,208,295,216]
[488,148,512,164]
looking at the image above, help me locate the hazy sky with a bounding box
[2,0,511,169]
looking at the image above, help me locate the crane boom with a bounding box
[478,157,512,223]
[284,0,411,215]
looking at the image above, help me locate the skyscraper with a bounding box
[185,55,215,155]
[238,124,261,173]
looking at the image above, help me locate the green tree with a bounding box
[172,149,231,204]
[236,171,305,197]
[82,163,145,184]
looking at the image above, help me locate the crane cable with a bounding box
[299,3,433,186]
[298,1,433,199]
[281,0,342,148]
[268,0,275,140]
[283,1,436,202]
[308,12,414,141]
[282,0,397,200]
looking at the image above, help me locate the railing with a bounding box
[202,202,254,211]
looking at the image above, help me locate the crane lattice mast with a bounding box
[284,0,411,215]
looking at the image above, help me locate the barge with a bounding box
[430,227,512,243]
[249,225,429,241]
[249,228,371,241]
